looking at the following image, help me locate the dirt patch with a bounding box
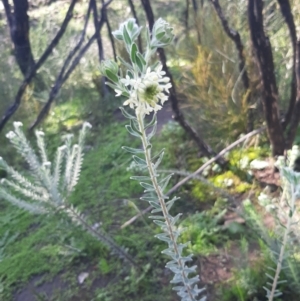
[199,242,261,300]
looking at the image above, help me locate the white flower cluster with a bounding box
[117,65,172,115]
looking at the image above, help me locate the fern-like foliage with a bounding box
[121,109,206,301]
[0,121,136,266]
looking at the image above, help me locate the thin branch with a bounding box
[29,0,113,130]
[0,0,78,133]
[121,126,265,228]
[101,0,117,62]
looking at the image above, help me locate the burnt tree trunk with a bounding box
[248,0,285,156]
[277,0,298,130]
[2,0,35,76]
[286,41,300,148]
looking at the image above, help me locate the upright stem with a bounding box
[136,112,196,301]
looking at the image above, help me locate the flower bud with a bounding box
[112,18,142,46]
[100,60,119,83]
[150,18,174,48]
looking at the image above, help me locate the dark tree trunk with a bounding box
[2,0,35,76]
[91,0,108,97]
[277,0,298,130]
[286,41,300,148]
[184,0,190,30]
[248,0,285,156]
[210,0,253,132]
[140,0,226,166]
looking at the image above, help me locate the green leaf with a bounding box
[140,195,157,202]
[149,201,161,209]
[153,220,166,227]
[130,175,151,181]
[130,118,141,135]
[144,114,157,130]
[132,155,147,166]
[148,121,157,140]
[152,149,165,161]
[106,70,119,83]
[125,125,142,138]
[130,43,138,64]
[159,174,173,191]
[135,55,144,73]
[136,52,146,67]
[122,146,144,154]
[140,182,155,191]
[154,151,165,169]
[119,107,135,119]
[156,31,165,40]
[123,26,131,46]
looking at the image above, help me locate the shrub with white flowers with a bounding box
[100,18,206,301]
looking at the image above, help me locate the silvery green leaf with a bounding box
[140,182,154,191]
[151,207,163,213]
[135,54,144,73]
[152,149,165,161]
[130,118,141,134]
[159,174,173,191]
[153,220,166,227]
[155,233,170,242]
[149,201,161,209]
[148,120,157,140]
[119,107,135,119]
[122,26,131,46]
[132,155,147,166]
[140,195,157,201]
[112,30,123,40]
[165,199,176,211]
[122,146,143,154]
[130,43,138,64]
[144,114,157,130]
[168,212,182,225]
[154,151,164,169]
[126,69,134,79]
[149,215,165,220]
[105,69,119,83]
[125,124,142,138]
[136,52,146,67]
[130,175,150,181]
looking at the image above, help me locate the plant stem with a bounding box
[65,205,139,269]
[268,184,296,301]
[137,112,196,301]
